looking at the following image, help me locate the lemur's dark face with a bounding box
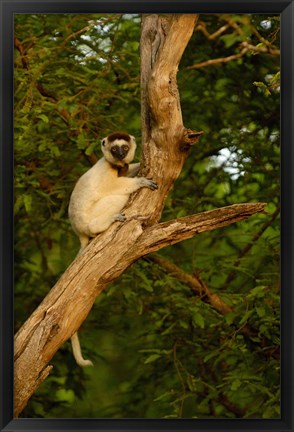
[110,143,130,160]
[101,132,136,166]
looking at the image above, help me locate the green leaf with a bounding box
[37,114,49,123]
[56,388,75,403]
[220,34,243,48]
[14,195,23,215]
[256,306,266,317]
[231,379,242,391]
[179,319,189,329]
[23,194,33,213]
[192,313,205,329]
[154,390,175,402]
[239,310,253,325]
[144,354,161,364]
[253,81,271,96]
[51,146,61,158]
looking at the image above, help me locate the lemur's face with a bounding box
[101,132,136,166]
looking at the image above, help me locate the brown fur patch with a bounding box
[117,164,129,177]
[107,132,131,142]
[109,163,129,176]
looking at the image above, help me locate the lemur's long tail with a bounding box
[71,332,93,367]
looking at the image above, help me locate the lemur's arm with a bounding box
[126,162,140,178]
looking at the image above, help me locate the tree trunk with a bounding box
[14,14,266,417]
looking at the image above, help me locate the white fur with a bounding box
[68,133,157,367]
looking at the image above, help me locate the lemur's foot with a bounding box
[114,214,127,222]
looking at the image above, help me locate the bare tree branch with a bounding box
[148,250,280,360]
[188,48,248,70]
[136,203,266,255]
[148,254,232,315]
[188,41,280,70]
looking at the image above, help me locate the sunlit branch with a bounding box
[188,41,280,70]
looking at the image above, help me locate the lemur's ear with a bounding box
[101,138,106,146]
[130,135,136,144]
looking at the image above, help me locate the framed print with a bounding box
[1,0,293,431]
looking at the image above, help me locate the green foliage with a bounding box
[15,14,280,419]
[254,71,280,96]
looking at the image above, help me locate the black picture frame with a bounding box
[0,0,293,431]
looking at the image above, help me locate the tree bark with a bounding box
[14,14,266,416]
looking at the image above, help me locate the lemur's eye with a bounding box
[122,145,129,152]
[111,145,118,154]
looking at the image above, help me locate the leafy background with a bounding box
[14,13,280,418]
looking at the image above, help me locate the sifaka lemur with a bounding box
[68,132,158,366]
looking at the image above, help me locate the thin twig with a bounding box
[187,48,248,70]
[188,41,280,70]
[196,22,230,40]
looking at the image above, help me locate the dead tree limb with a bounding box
[14,14,266,416]
[148,250,280,361]
[148,253,233,315]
